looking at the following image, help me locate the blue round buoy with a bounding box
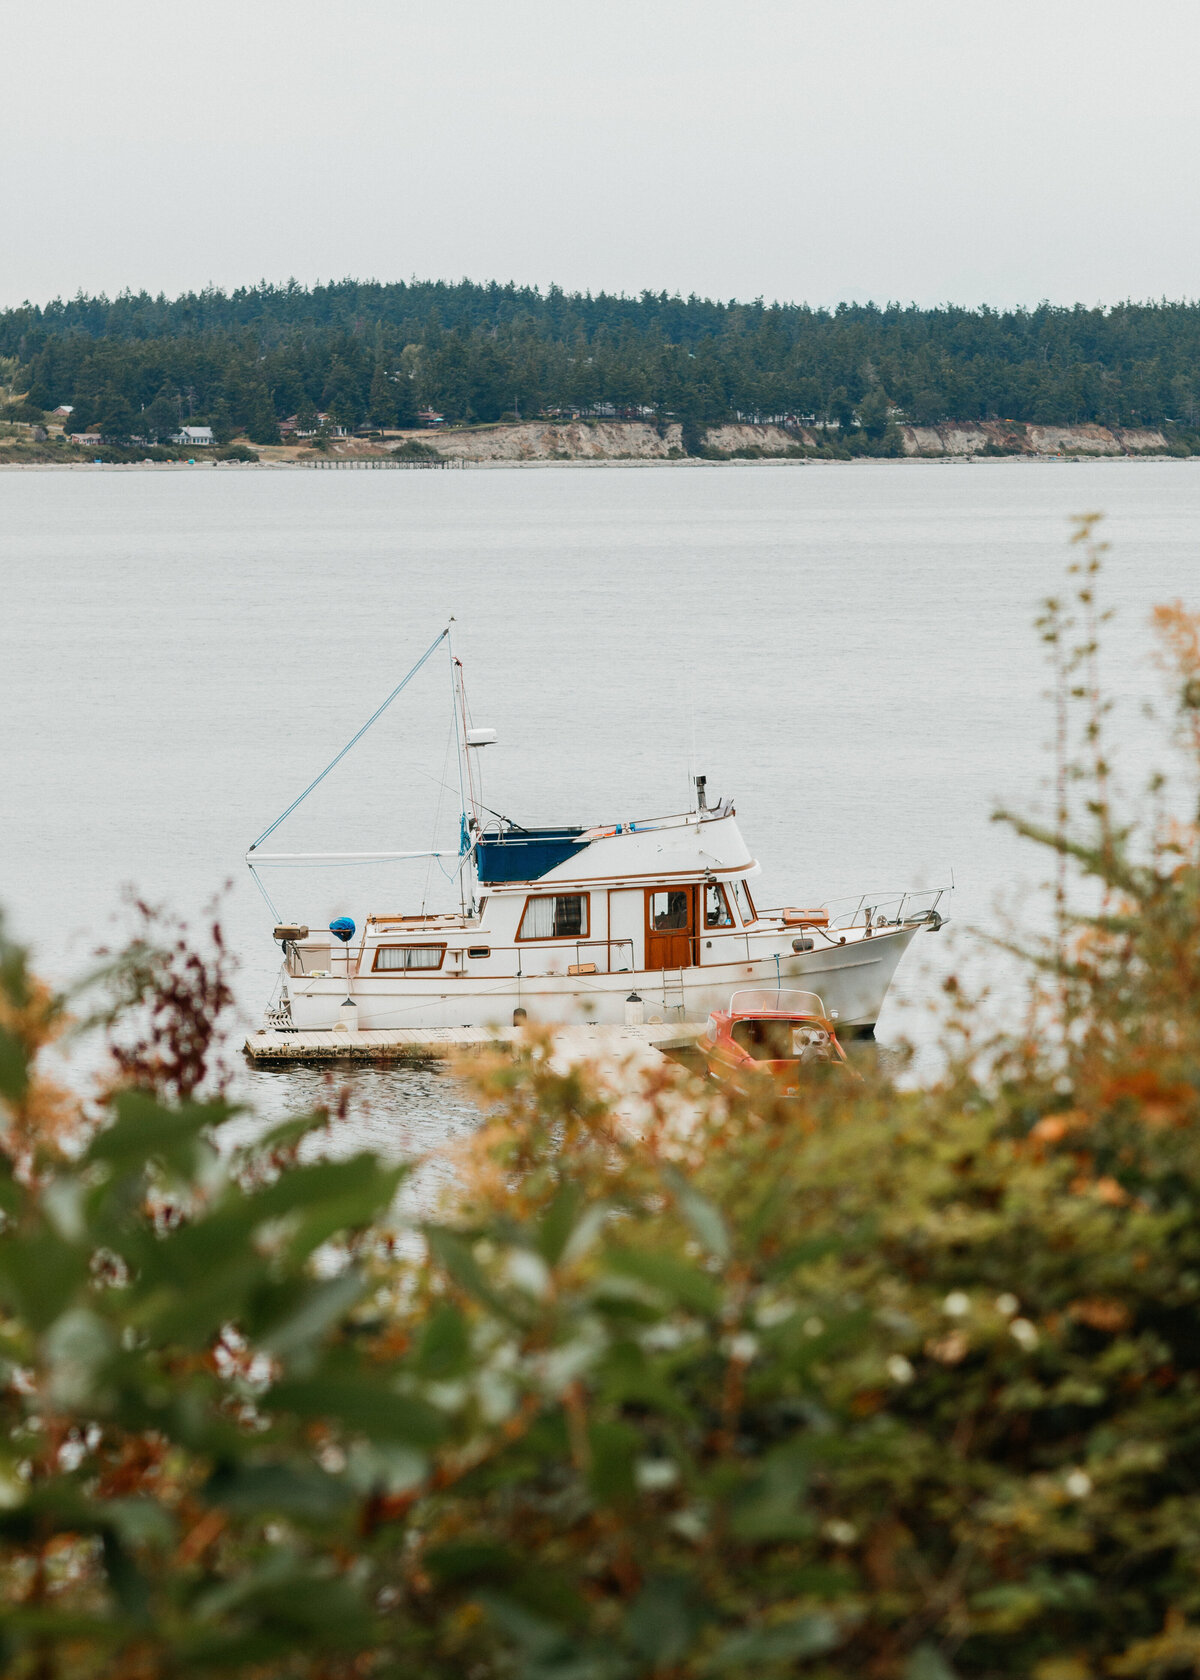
[329,917,355,943]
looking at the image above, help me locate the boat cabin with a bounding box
[281,808,770,985]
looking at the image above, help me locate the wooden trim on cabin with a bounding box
[366,920,460,934]
[515,892,592,942]
[371,942,447,973]
[702,881,735,929]
[727,878,757,924]
[488,861,759,892]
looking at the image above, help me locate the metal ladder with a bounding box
[661,970,687,1016]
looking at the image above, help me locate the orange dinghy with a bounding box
[699,987,854,1096]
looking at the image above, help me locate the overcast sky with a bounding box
[4,1,1199,312]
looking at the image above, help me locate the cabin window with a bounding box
[468,946,491,959]
[730,879,757,924]
[650,890,691,931]
[372,944,445,971]
[704,883,734,928]
[518,894,589,940]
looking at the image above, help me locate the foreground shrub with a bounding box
[2,534,1200,1676]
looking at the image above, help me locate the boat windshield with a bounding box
[729,988,825,1017]
[732,1018,802,1060]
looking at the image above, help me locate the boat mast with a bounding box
[447,623,470,914]
[447,629,495,916]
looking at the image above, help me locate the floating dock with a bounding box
[243,1021,706,1065]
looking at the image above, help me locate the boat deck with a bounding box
[243,1021,706,1064]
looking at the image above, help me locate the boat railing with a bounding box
[569,938,636,975]
[819,886,949,932]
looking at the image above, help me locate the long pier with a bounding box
[299,457,463,469]
[244,1021,705,1065]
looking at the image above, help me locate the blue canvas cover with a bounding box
[476,827,587,884]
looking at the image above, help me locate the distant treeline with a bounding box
[3,278,1200,444]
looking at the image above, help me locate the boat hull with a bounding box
[283,925,919,1033]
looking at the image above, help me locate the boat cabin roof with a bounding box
[476,809,756,891]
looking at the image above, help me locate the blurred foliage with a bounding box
[4,531,1200,1675]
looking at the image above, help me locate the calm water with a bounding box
[3,459,1199,1131]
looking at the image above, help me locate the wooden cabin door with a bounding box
[645,887,696,970]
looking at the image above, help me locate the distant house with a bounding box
[417,409,446,427]
[68,432,101,445]
[53,404,74,418]
[172,426,215,447]
[287,413,346,440]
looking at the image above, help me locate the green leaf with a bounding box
[190,1561,377,1647]
[101,1529,150,1621]
[0,1232,88,1330]
[625,1576,700,1665]
[0,1026,27,1103]
[762,1234,842,1279]
[414,1302,471,1380]
[476,1592,589,1670]
[250,1155,405,1256]
[424,1225,510,1314]
[604,1246,720,1315]
[537,1182,583,1265]
[0,1154,20,1218]
[234,1111,330,1163]
[587,1420,639,1504]
[266,1375,448,1446]
[727,1446,814,1542]
[425,1540,514,1584]
[905,1645,959,1680]
[87,1090,227,1172]
[0,931,31,1013]
[707,1612,842,1668]
[662,1165,731,1261]
[204,1462,353,1520]
[256,1269,367,1360]
[597,1339,691,1418]
[103,1498,175,1548]
[131,1250,270,1347]
[43,1307,116,1410]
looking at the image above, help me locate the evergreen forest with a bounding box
[4,278,1200,444]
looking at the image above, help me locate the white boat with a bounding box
[248,629,946,1037]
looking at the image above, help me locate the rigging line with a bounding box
[459,656,483,824]
[248,626,449,852]
[243,857,456,870]
[247,863,282,923]
[411,764,517,828]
